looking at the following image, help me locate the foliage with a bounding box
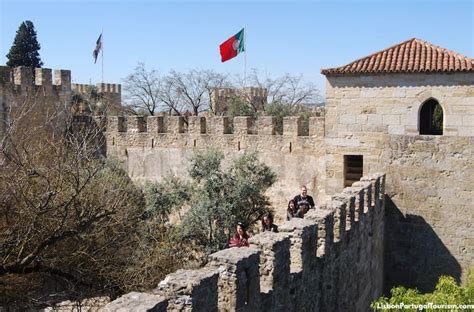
[0,95,185,306]
[0,96,147,303]
[224,96,258,132]
[143,176,192,224]
[71,85,108,115]
[371,270,474,311]
[6,20,43,68]
[263,102,317,135]
[178,150,277,255]
[432,103,443,134]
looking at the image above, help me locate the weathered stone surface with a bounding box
[99,292,167,312]
[154,268,219,312]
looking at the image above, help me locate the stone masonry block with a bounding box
[309,117,325,137]
[279,218,317,273]
[167,116,185,134]
[340,114,356,125]
[249,232,291,311]
[305,209,334,257]
[446,115,464,126]
[382,114,400,125]
[234,116,252,135]
[256,116,277,135]
[155,268,219,312]
[100,292,167,312]
[147,116,165,133]
[127,116,147,133]
[188,116,206,134]
[462,115,474,126]
[208,248,261,312]
[211,116,230,134]
[283,117,303,136]
[367,114,383,125]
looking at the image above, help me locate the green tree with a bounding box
[181,150,277,255]
[6,20,43,68]
[143,176,192,224]
[432,104,443,134]
[371,270,474,312]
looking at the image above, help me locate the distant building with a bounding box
[211,87,268,114]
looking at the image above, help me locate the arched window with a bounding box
[419,99,443,135]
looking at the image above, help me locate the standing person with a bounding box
[261,213,278,233]
[229,222,250,248]
[293,185,315,216]
[287,199,303,220]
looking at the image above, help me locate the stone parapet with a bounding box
[105,115,325,138]
[283,117,303,136]
[154,268,219,311]
[106,173,386,312]
[0,66,72,96]
[208,247,261,312]
[100,292,167,312]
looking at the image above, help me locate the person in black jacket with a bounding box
[261,213,278,233]
[293,185,315,216]
[287,199,303,220]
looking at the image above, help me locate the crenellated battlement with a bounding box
[0,66,71,92]
[72,83,121,95]
[105,115,325,137]
[211,86,268,113]
[96,82,121,94]
[102,173,386,312]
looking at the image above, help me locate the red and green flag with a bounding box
[219,28,245,62]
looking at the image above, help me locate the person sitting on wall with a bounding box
[293,185,315,216]
[287,199,303,220]
[229,222,250,248]
[261,212,278,233]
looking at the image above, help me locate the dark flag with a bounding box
[93,33,102,64]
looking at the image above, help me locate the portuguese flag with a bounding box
[219,28,245,62]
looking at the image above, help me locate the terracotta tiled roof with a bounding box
[321,38,474,76]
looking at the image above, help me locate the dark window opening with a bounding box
[344,155,363,187]
[420,99,443,135]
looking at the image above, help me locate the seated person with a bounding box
[293,185,315,216]
[287,199,304,220]
[229,222,250,248]
[261,212,278,233]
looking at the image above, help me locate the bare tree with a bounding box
[236,69,320,112]
[0,94,146,305]
[123,63,162,115]
[160,74,185,116]
[168,69,229,115]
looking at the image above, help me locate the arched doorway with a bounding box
[419,99,443,135]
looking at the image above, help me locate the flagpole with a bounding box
[101,28,104,83]
[243,25,247,87]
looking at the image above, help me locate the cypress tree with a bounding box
[6,20,43,68]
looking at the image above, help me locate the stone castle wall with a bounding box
[106,115,327,222]
[102,173,386,312]
[325,72,474,138]
[0,66,72,139]
[324,72,474,291]
[72,82,122,113]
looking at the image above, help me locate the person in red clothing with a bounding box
[229,222,250,248]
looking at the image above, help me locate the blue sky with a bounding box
[1,0,473,94]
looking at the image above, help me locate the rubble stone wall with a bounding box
[102,173,386,312]
[105,115,327,222]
